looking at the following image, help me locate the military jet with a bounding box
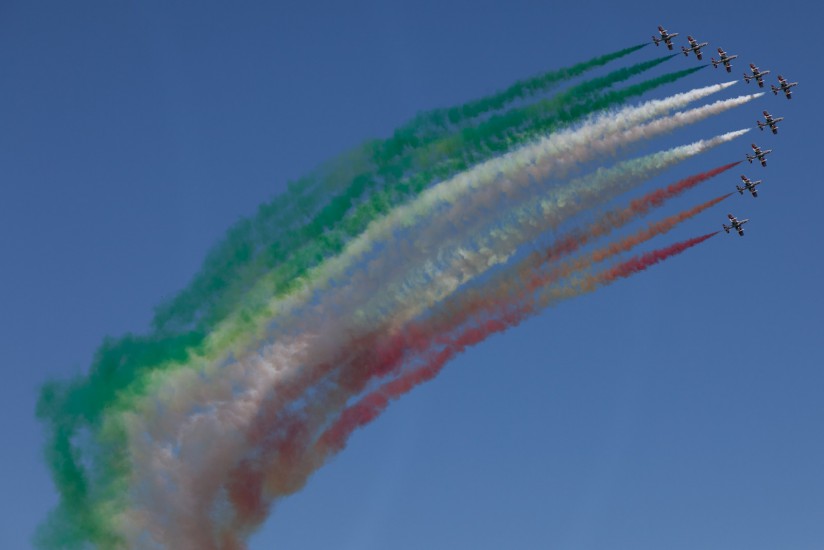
[711,47,738,72]
[723,213,749,236]
[746,143,772,167]
[652,26,679,50]
[736,175,762,197]
[757,110,784,134]
[744,63,770,87]
[771,75,798,99]
[681,35,708,60]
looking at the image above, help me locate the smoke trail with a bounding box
[180,57,691,341]
[128,128,748,506]
[396,43,647,139]
[72,151,740,544]
[530,163,740,268]
[378,43,650,161]
[594,232,720,283]
[257,104,749,345]
[100,121,748,545]
[426,183,737,335]
[194,196,731,545]
[119,85,740,417]
[41,52,668,549]
[531,197,730,299]
[152,46,655,335]
[36,65,724,549]
[344,124,750,331]
[205,227,727,546]
[317,231,720,458]
[411,55,683,169]
[301,194,734,454]
[109,122,744,546]
[36,70,700,523]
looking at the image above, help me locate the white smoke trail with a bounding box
[205,81,740,352]
[114,86,747,547]
[328,97,758,329]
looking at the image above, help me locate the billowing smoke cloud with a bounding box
[37,42,754,550]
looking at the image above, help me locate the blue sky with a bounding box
[2,1,822,548]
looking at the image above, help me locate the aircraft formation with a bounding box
[653,25,799,237]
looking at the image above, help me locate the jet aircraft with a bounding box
[723,213,749,236]
[771,75,798,99]
[757,111,784,134]
[711,47,738,72]
[746,143,772,167]
[652,26,679,49]
[736,175,762,197]
[744,63,770,87]
[681,35,708,60]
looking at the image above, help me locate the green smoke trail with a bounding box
[159,54,683,340]
[219,59,697,325]
[38,60,695,480]
[36,53,691,548]
[138,63,706,416]
[152,44,647,335]
[373,43,648,163]
[409,60,701,171]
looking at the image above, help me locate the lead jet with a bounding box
[723,213,749,236]
[737,175,762,197]
[746,143,772,167]
[652,25,679,50]
[757,110,784,134]
[771,75,798,99]
[711,47,738,72]
[744,63,770,87]
[681,35,708,60]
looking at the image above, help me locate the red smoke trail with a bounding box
[430,163,741,334]
[315,230,719,455]
[317,308,531,453]
[528,161,739,270]
[434,192,733,336]
[590,194,729,264]
[232,197,730,512]
[590,231,718,286]
[246,164,738,450]
[228,191,732,519]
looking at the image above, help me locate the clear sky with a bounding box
[2,1,822,548]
